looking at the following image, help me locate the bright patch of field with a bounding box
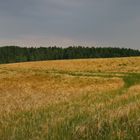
[0,57,140,140]
[4,56,140,72]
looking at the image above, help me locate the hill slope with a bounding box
[0,57,140,139]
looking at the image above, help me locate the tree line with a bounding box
[0,46,140,64]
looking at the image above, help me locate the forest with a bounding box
[0,46,140,64]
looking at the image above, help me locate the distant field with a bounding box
[0,57,140,140]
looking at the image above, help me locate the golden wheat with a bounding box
[0,57,140,139]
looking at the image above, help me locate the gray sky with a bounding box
[0,0,140,49]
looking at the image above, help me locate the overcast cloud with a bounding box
[0,0,140,49]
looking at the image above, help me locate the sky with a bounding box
[0,0,140,49]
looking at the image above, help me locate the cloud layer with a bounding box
[0,0,140,49]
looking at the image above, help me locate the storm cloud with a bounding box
[0,0,140,49]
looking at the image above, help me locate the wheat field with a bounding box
[0,57,140,140]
